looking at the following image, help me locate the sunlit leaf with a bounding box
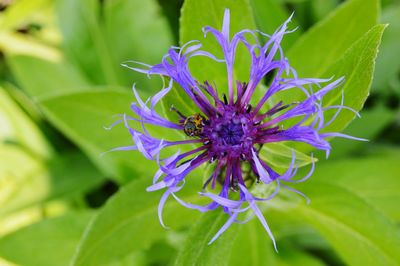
[0,212,93,266]
[0,146,103,217]
[0,32,61,61]
[0,86,51,158]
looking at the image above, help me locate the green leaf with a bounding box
[175,206,323,266]
[365,145,400,158]
[373,4,400,91]
[278,0,380,118]
[0,87,102,216]
[160,83,198,124]
[166,0,257,136]
[103,0,173,89]
[107,251,147,266]
[38,89,154,182]
[275,166,400,265]
[319,24,386,133]
[0,0,52,29]
[158,82,203,147]
[7,55,89,99]
[0,212,93,266]
[0,145,49,217]
[228,218,277,266]
[310,156,400,221]
[180,0,255,93]
[70,178,202,266]
[0,86,51,158]
[44,152,105,204]
[173,211,238,266]
[287,0,379,77]
[0,146,103,217]
[283,24,386,147]
[259,143,316,169]
[276,246,325,266]
[250,0,300,49]
[328,106,395,158]
[0,0,60,61]
[56,0,118,85]
[278,0,381,134]
[310,0,340,24]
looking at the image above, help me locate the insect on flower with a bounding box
[106,9,365,250]
[182,113,206,137]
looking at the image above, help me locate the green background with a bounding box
[0,0,399,265]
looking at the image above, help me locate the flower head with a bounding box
[108,9,364,250]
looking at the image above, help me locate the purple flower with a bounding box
[108,9,365,250]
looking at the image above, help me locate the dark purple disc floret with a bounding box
[107,9,365,250]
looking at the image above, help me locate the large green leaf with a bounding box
[287,0,379,77]
[228,218,277,266]
[278,0,380,127]
[319,24,386,133]
[38,89,155,182]
[0,212,93,266]
[365,145,400,158]
[103,0,173,89]
[173,211,238,266]
[70,178,202,266]
[282,24,385,144]
[173,201,326,266]
[56,0,118,85]
[180,0,255,94]
[328,106,395,158]
[309,0,340,24]
[56,0,173,88]
[7,55,90,99]
[43,152,105,205]
[310,156,400,222]
[373,4,400,92]
[262,21,386,160]
[249,0,300,49]
[276,246,326,266]
[274,160,400,265]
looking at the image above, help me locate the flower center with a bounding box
[202,105,256,158]
[216,121,244,145]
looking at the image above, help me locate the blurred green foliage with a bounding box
[0,0,399,265]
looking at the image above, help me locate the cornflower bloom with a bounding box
[107,9,363,250]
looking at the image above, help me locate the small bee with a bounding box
[183,114,206,137]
